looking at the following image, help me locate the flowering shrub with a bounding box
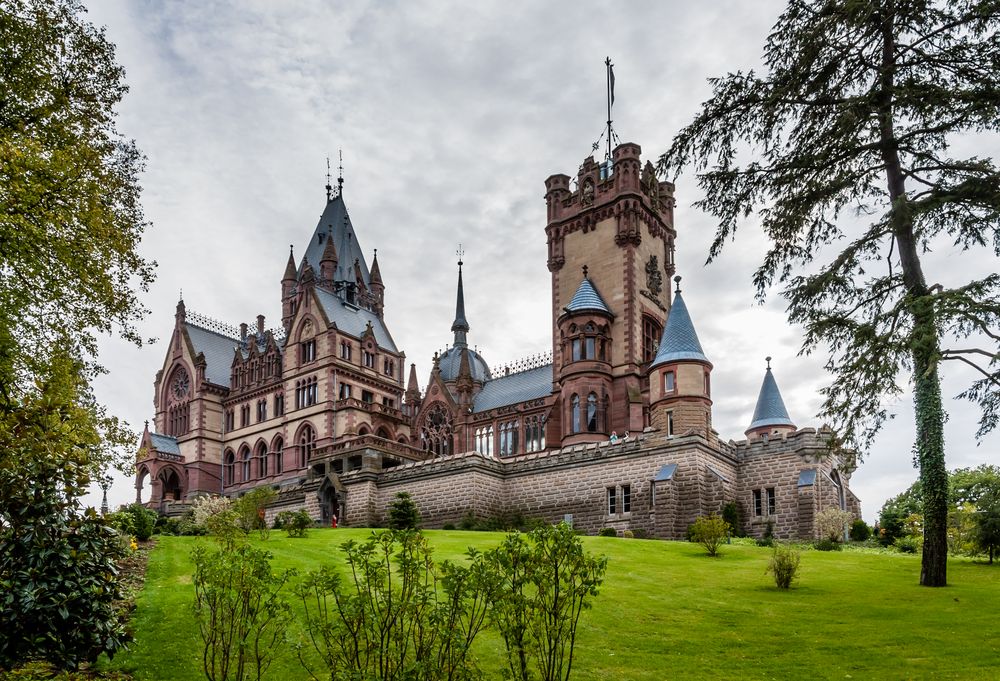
[192,495,232,527]
[815,508,854,542]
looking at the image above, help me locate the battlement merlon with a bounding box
[731,426,858,475]
[543,142,676,230]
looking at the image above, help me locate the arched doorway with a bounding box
[136,466,151,505]
[318,474,346,526]
[159,468,182,502]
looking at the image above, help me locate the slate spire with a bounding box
[451,252,469,347]
[564,265,612,315]
[747,357,796,433]
[650,276,709,368]
[283,245,297,281]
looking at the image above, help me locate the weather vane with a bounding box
[456,243,464,267]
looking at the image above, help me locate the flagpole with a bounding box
[605,57,613,163]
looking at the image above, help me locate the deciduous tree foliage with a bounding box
[0,0,153,668]
[660,0,1000,587]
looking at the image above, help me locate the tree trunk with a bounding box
[910,300,949,586]
[876,0,948,586]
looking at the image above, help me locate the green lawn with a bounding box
[104,530,1000,680]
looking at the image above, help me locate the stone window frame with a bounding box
[271,435,284,476]
[606,484,633,517]
[766,487,776,516]
[301,339,317,364]
[223,449,235,486]
[753,489,763,517]
[641,314,663,365]
[622,484,632,513]
[255,440,268,478]
[239,444,252,482]
[565,321,609,365]
[340,341,352,360]
[274,392,284,417]
[339,382,352,400]
[663,370,676,394]
[296,423,316,468]
[607,486,618,515]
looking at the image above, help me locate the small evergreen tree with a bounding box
[974,494,1000,564]
[387,492,421,530]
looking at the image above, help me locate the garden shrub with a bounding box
[623,529,635,539]
[296,530,497,681]
[895,535,921,553]
[121,503,157,541]
[486,523,608,681]
[974,496,1000,563]
[755,520,775,547]
[442,522,457,530]
[690,514,730,557]
[813,538,842,551]
[275,510,312,538]
[766,543,801,589]
[815,508,854,543]
[722,501,742,537]
[0,508,131,670]
[598,527,617,537]
[192,542,294,681]
[849,518,871,542]
[233,487,276,539]
[387,491,421,530]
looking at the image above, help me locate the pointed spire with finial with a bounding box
[451,245,470,347]
[320,233,338,281]
[564,264,612,315]
[325,156,333,203]
[283,244,297,281]
[369,248,383,286]
[746,357,796,435]
[337,148,344,195]
[649,275,709,368]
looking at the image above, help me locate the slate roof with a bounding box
[472,364,552,412]
[649,291,709,368]
[565,277,611,315]
[748,368,795,430]
[653,463,677,481]
[150,433,181,454]
[439,346,491,383]
[303,195,371,286]
[184,323,241,386]
[314,287,398,352]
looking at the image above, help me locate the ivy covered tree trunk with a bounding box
[911,302,948,586]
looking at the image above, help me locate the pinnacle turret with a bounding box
[649,277,708,368]
[451,258,470,347]
[746,357,796,437]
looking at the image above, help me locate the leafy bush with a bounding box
[690,514,730,557]
[815,508,854,543]
[297,530,497,680]
[233,487,276,539]
[487,523,608,681]
[755,520,775,547]
[849,519,872,542]
[895,536,922,553]
[191,495,232,526]
[387,492,421,530]
[192,542,294,681]
[121,503,157,541]
[814,538,842,551]
[275,510,312,538]
[631,528,648,539]
[442,522,457,530]
[766,543,801,589]
[722,501,742,537]
[0,509,131,670]
[622,529,635,539]
[598,527,618,537]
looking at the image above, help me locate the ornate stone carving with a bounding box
[645,255,663,297]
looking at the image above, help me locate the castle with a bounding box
[136,141,860,539]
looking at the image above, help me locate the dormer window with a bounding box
[363,351,376,369]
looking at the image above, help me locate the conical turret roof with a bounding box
[369,250,383,286]
[650,285,708,368]
[747,362,795,431]
[565,275,611,315]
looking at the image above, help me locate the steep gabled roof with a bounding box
[565,276,611,315]
[184,323,240,386]
[314,287,398,352]
[149,433,181,454]
[748,365,795,431]
[650,290,708,367]
[303,195,370,285]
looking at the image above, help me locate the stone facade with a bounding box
[136,139,861,540]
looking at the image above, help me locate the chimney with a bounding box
[256,315,265,336]
[240,323,248,343]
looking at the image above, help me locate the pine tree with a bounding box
[660,0,1000,586]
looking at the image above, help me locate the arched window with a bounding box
[420,403,452,457]
[272,437,284,475]
[256,441,268,478]
[587,393,599,432]
[223,449,235,486]
[571,394,581,433]
[642,315,663,364]
[239,445,251,482]
[299,425,315,468]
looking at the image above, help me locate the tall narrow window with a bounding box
[571,339,582,362]
[256,442,268,478]
[607,487,618,515]
[766,488,776,516]
[622,484,631,513]
[273,437,284,475]
[571,394,581,433]
[274,393,284,416]
[642,316,663,364]
[299,425,315,468]
[586,393,598,432]
[224,450,235,486]
[240,446,251,482]
[664,371,676,393]
[753,489,763,517]
[339,383,351,400]
[301,339,316,363]
[585,336,595,359]
[704,370,711,396]
[666,411,674,437]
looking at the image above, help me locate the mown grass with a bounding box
[103,530,1000,680]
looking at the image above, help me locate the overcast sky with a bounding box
[81,0,998,521]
